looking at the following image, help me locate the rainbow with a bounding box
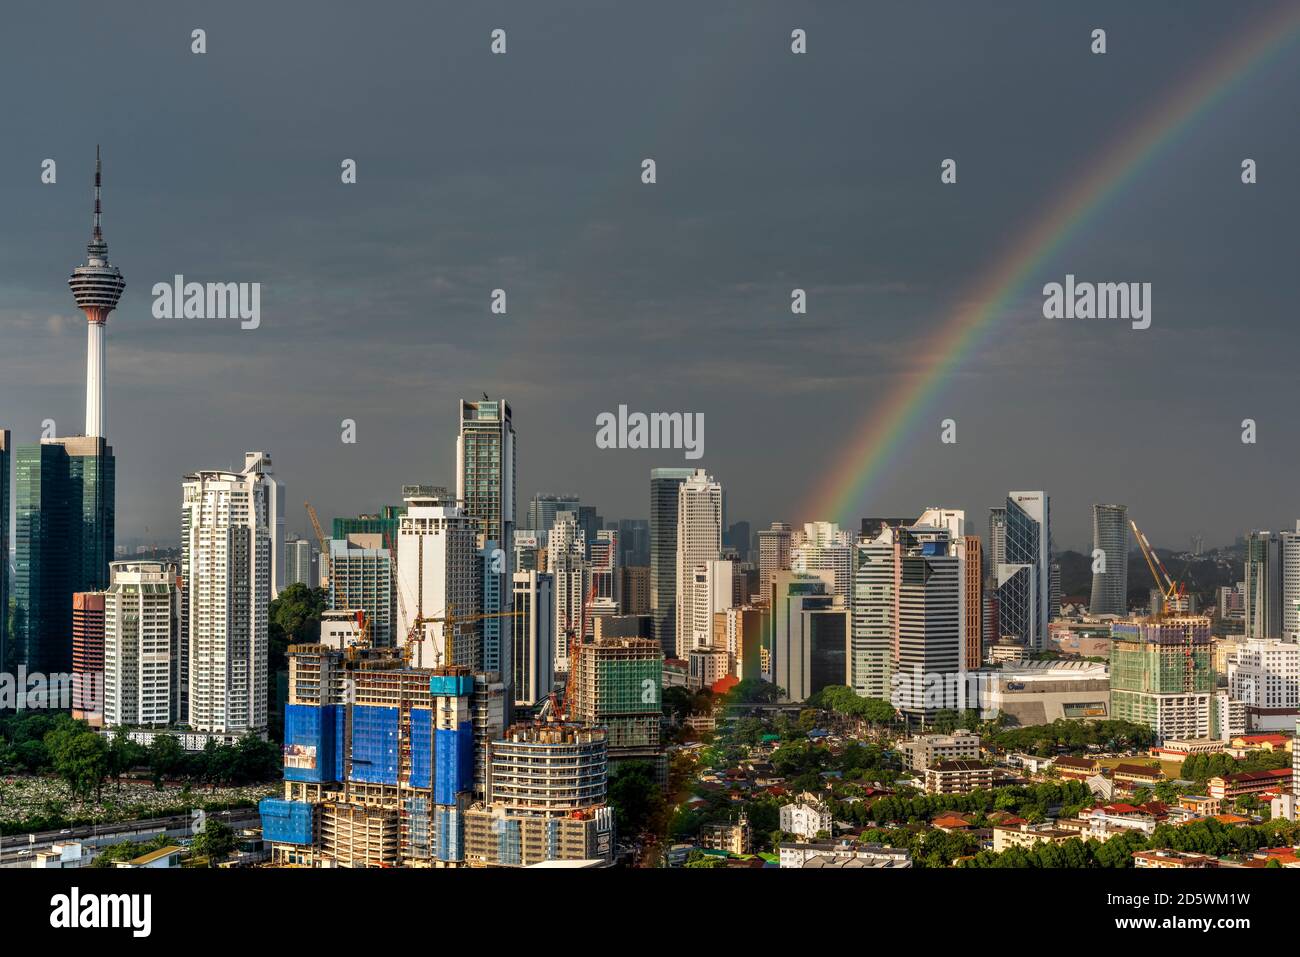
[800,3,1300,524]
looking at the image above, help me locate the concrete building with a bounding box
[71,591,105,724]
[851,524,898,701]
[456,397,516,553]
[716,605,765,679]
[778,840,911,868]
[791,522,854,601]
[549,510,589,672]
[779,797,833,840]
[240,452,285,600]
[464,723,615,867]
[1245,531,1282,639]
[284,537,315,588]
[689,559,734,651]
[768,570,849,703]
[757,522,794,605]
[924,760,994,795]
[620,565,651,615]
[1228,637,1300,711]
[1110,617,1214,741]
[899,730,981,771]
[568,636,664,780]
[0,430,7,671]
[181,468,270,733]
[328,537,396,648]
[511,570,555,707]
[396,487,480,670]
[674,469,723,660]
[103,561,178,728]
[893,523,963,725]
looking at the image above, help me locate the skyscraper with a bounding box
[103,561,178,728]
[768,570,849,703]
[0,429,8,670]
[511,570,555,706]
[1109,617,1214,739]
[852,525,898,701]
[1281,522,1300,640]
[649,468,694,658]
[1089,504,1129,616]
[996,491,1052,651]
[13,436,115,673]
[241,452,285,598]
[328,537,395,647]
[675,469,723,660]
[181,469,271,733]
[791,522,854,601]
[550,510,589,671]
[757,521,793,604]
[987,507,1007,568]
[526,494,579,539]
[1245,530,1282,640]
[893,524,963,726]
[395,487,480,669]
[456,397,516,552]
[285,537,315,588]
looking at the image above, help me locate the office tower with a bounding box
[615,518,651,567]
[987,507,1007,568]
[1281,523,1300,639]
[328,537,395,647]
[1218,583,1246,622]
[961,536,983,670]
[1089,504,1129,616]
[852,526,898,701]
[1109,617,1213,739]
[591,529,620,605]
[181,469,271,733]
[463,724,615,867]
[479,540,510,677]
[1228,637,1300,710]
[551,516,590,672]
[791,522,854,600]
[511,571,555,706]
[1245,531,1283,639]
[13,436,115,674]
[996,492,1052,651]
[457,397,516,555]
[768,570,849,703]
[69,148,126,440]
[649,468,694,658]
[688,559,735,651]
[577,506,603,556]
[103,561,177,728]
[285,537,315,588]
[724,520,752,563]
[240,452,286,598]
[620,565,651,615]
[527,494,579,538]
[512,530,542,572]
[396,487,480,669]
[332,503,406,542]
[717,606,765,680]
[675,469,723,660]
[569,636,665,780]
[893,525,963,726]
[757,521,793,604]
[0,430,8,670]
[71,591,105,723]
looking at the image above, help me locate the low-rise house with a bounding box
[1077,803,1158,839]
[700,814,751,855]
[779,839,911,869]
[1053,756,1101,780]
[1207,767,1292,803]
[779,795,833,840]
[992,823,1079,853]
[1112,763,1164,791]
[931,812,974,833]
[898,730,981,771]
[1133,849,1218,869]
[1225,734,1291,759]
[113,845,183,869]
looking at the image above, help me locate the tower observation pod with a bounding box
[68,146,126,439]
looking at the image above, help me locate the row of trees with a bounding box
[1180,749,1289,783]
[984,718,1157,756]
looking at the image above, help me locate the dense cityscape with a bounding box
[0,155,1297,884]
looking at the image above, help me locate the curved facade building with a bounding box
[1089,504,1129,616]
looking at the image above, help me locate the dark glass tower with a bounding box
[0,430,9,671]
[649,468,694,658]
[13,437,115,673]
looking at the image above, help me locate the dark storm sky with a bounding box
[1,0,1297,551]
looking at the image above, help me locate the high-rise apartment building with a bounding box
[689,559,734,650]
[241,452,285,598]
[457,397,516,553]
[1281,523,1300,639]
[996,492,1052,651]
[550,510,589,671]
[71,591,105,723]
[181,469,271,733]
[1089,504,1129,616]
[649,468,694,658]
[791,522,854,601]
[620,565,651,615]
[987,507,1007,568]
[675,469,723,660]
[852,525,898,701]
[757,521,794,605]
[329,537,396,647]
[396,488,480,670]
[285,537,315,588]
[103,561,178,728]
[569,636,664,780]
[511,570,555,707]
[1227,637,1300,710]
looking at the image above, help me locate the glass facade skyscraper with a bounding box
[456,398,516,551]
[649,468,694,659]
[0,430,9,671]
[996,491,1050,651]
[13,436,115,673]
[1089,504,1129,616]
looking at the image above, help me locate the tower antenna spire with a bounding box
[93,143,103,242]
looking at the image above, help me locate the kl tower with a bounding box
[68,146,125,437]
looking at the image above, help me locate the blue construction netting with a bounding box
[283,703,343,783]
[429,673,474,697]
[409,708,433,789]
[434,722,473,805]
[259,798,314,845]
[350,705,399,785]
[435,805,464,863]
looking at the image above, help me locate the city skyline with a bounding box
[2,2,1298,551]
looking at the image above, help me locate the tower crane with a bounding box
[1130,519,1187,615]
[305,501,329,586]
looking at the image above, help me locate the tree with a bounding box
[191,819,235,864]
[44,720,110,802]
[148,735,185,787]
[607,762,666,837]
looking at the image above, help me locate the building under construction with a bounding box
[463,721,615,867]
[567,636,666,783]
[1109,616,1214,741]
[260,643,505,867]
